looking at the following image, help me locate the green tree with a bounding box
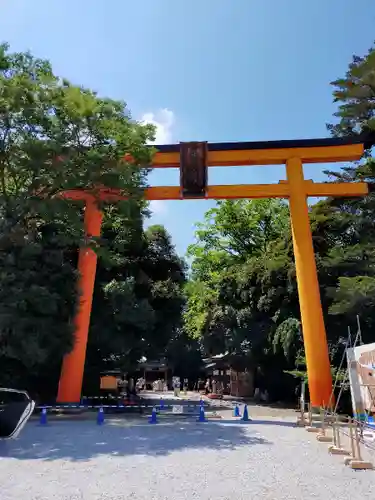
[183,44,375,404]
[327,43,375,137]
[184,199,300,397]
[324,42,375,346]
[188,199,290,275]
[0,43,155,395]
[84,222,187,393]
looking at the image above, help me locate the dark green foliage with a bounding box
[327,42,375,137]
[184,45,375,402]
[85,221,187,391]
[0,43,185,398]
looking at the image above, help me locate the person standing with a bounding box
[117,375,128,398]
[205,378,211,395]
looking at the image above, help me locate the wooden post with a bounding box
[296,380,307,426]
[296,401,306,427]
[346,420,373,469]
[308,402,312,426]
[305,402,321,433]
[317,407,333,442]
[329,415,351,455]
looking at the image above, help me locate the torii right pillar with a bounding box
[286,157,333,408]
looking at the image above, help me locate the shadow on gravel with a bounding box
[0,419,270,462]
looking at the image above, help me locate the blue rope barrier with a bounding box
[36,403,208,410]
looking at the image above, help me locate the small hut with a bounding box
[99,369,122,394]
[137,358,170,390]
[203,352,254,397]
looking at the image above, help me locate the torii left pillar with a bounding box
[57,200,103,403]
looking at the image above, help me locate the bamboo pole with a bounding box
[296,384,307,427]
[317,407,333,442]
[344,418,373,469]
[305,402,320,433]
[329,415,351,455]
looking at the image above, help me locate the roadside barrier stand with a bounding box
[241,405,251,422]
[172,405,184,416]
[317,407,333,443]
[328,415,351,456]
[36,403,205,411]
[35,402,209,425]
[97,407,104,425]
[149,407,158,424]
[39,407,47,425]
[197,405,206,422]
[206,410,222,420]
[233,404,241,418]
[344,418,373,470]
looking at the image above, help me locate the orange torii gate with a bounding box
[56,135,373,407]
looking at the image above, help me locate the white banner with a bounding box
[347,342,375,416]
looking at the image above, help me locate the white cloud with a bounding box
[141,108,174,144]
[149,199,168,215]
[140,108,175,217]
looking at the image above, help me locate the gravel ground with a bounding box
[0,415,373,500]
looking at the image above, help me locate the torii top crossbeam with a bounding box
[63,134,373,202]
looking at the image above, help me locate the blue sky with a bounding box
[1,0,374,256]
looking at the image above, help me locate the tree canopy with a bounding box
[0,43,185,398]
[184,43,375,402]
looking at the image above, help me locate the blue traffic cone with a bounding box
[39,407,47,425]
[97,407,104,425]
[200,398,204,407]
[160,397,165,410]
[197,405,206,422]
[233,404,241,417]
[241,405,251,422]
[149,407,158,424]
